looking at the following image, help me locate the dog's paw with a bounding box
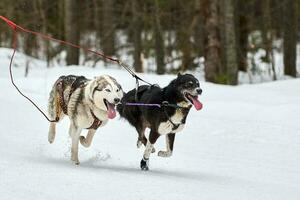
[71,159,80,165]
[137,140,142,148]
[158,150,172,157]
[48,132,55,144]
[140,158,149,171]
[151,147,156,153]
[80,136,89,147]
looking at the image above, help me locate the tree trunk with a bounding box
[178,29,193,72]
[194,0,205,58]
[223,0,238,85]
[36,0,51,67]
[261,0,276,80]
[154,0,165,75]
[236,0,248,72]
[202,0,222,83]
[283,0,297,77]
[101,0,116,56]
[131,0,143,72]
[65,0,80,65]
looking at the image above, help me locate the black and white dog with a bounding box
[117,73,202,170]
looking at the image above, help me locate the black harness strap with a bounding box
[162,107,180,130]
[161,101,192,131]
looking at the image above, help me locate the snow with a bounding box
[1,48,300,200]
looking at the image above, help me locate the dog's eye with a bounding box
[116,88,120,92]
[105,89,111,92]
[185,82,193,87]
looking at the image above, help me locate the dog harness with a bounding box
[88,110,103,130]
[56,75,102,130]
[163,107,190,131]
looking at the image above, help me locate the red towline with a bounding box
[0,15,119,63]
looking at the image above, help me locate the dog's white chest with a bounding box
[74,109,108,129]
[157,110,185,135]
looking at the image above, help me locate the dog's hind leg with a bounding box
[69,123,82,165]
[140,130,160,170]
[158,133,175,157]
[136,126,156,153]
[80,129,96,148]
[136,126,147,148]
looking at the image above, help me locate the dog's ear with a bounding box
[97,78,108,91]
[177,72,183,77]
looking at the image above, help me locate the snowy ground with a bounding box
[1,48,300,200]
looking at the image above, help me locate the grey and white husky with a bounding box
[48,75,123,164]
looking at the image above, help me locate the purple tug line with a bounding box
[125,102,162,108]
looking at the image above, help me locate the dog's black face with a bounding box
[174,73,203,110]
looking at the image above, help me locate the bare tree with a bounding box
[223,0,238,85]
[202,0,222,83]
[154,0,165,74]
[194,0,205,58]
[177,0,200,71]
[283,0,297,77]
[65,0,80,65]
[236,0,248,72]
[131,0,143,72]
[101,0,116,56]
[261,0,276,80]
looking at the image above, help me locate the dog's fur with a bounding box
[117,73,202,170]
[48,75,123,164]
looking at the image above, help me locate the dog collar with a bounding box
[177,101,191,108]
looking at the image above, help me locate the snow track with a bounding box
[1,48,300,200]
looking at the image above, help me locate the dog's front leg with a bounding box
[80,129,96,147]
[140,130,160,171]
[48,122,56,144]
[158,133,175,157]
[69,124,82,165]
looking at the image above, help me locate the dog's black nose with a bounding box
[196,88,202,95]
[114,98,120,104]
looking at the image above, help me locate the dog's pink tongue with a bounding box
[190,96,203,110]
[107,103,116,119]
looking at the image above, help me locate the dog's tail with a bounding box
[48,78,63,122]
[117,85,149,125]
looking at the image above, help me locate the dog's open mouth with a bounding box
[185,93,203,111]
[104,99,116,119]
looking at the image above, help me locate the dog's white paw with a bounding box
[48,132,55,144]
[158,150,172,157]
[71,158,80,165]
[80,136,89,147]
[137,140,155,152]
[151,147,156,153]
[73,160,80,165]
[137,140,143,148]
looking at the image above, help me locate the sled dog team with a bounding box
[48,73,202,170]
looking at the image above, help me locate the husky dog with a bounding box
[117,73,202,170]
[48,75,123,164]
